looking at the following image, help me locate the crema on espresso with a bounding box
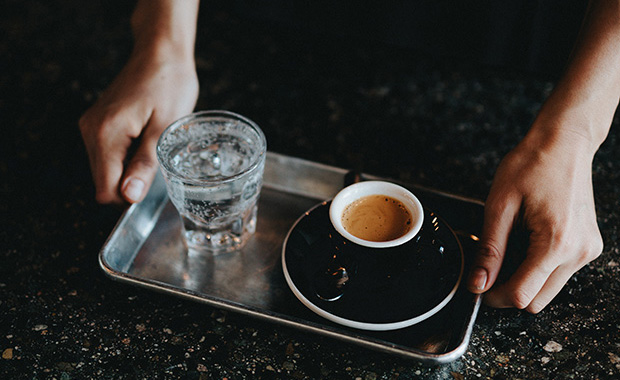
[341,195,412,242]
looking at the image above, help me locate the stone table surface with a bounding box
[2,1,619,379]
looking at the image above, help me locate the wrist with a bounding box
[528,87,613,156]
[131,34,196,66]
[527,0,620,153]
[130,0,199,61]
[524,107,601,161]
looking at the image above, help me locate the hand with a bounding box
[79,49,198,205]
[466,0,620,313]
[467,128,603,313]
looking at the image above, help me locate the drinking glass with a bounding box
[156,110,267,254]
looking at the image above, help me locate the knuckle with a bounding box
[79,113,108,140]
[476,242,504,264]
[78,114,89,132]
[507,287,534,310]
[579,238,603,265]
[80,107,130,139]
[79,113,102,140]
[97,112,121,133]
[589,235,604,258]
[130,155,157,171]
[95,190,119,205]
[547,228,602,267]
[549,227,571,251]
[558,232,603,267]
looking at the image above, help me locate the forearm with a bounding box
[530,0,620,152]
[130,0,200,60]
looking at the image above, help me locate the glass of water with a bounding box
[156,110,267,254]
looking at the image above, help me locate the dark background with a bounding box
[2,0,619,378]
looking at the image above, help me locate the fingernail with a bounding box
[468,267,488,292]
[123,178,145,203]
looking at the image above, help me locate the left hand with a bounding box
[79,46,198,205]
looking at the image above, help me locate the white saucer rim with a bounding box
[281,201,464,332]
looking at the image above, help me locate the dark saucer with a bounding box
[282,201,464,331]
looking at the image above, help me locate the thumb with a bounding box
[120,129,161,204]
[467,193,521,294]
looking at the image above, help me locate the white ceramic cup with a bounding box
[329,181,424,248]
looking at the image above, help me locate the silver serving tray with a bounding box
[99,152,482,363]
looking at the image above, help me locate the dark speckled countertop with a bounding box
[2,1,619,379]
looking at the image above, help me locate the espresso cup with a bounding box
[329,181,424,248]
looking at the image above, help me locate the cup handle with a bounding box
[312,235,357,302]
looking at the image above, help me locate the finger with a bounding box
[483,261,575,313]
[81,97,155,205]
[468,191,521,293]
[481,252,554,310]
[481,231,567,310]
[511,244,596,313]
[525,264,577,313]
[80,110,132,205]
[79,113,103,187]
[80,106,130,204]
[120,119,164,204]
[93,131,132,205]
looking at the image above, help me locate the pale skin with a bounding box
[80,0,617,312]
[468,0,619,313]
[79,0,200,205]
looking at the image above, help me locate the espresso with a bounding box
[341,195,412,242]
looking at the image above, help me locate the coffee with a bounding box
[341,195,412,242]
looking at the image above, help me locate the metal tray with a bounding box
[99,152,483,363]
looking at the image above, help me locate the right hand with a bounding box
[467,126,603,313]
[79,48,198,205]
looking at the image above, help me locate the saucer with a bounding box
[282,201,464,331]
